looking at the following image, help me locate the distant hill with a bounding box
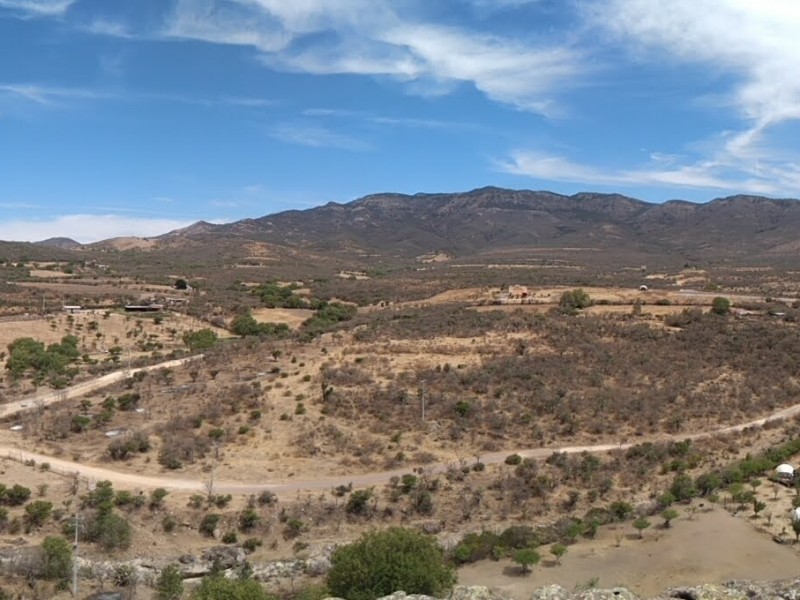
[157,187,800,263]
[5,188,800,266]
[34,237,81,249]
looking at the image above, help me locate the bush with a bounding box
[91,511,132,551]
[200,513,221,537]
[183,329,218,352]
[41,536,72,582]
[24,500,53,529]
[239,508,260,532]
[328,528,455,600]
[711,296,731,316]
[5,485,31,506]
[345,489,373,516]
[558,289,591,314]
[156,564,184,600]
[190,574,272,599]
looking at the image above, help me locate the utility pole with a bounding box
[420,384,426,423]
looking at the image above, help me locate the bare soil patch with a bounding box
[458,505,800,597]
[251,307,315,329]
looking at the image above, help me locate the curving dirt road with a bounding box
[0,355,798,496]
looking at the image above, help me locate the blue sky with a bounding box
[1,0,799,242]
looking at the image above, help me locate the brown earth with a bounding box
[458,504,800,597]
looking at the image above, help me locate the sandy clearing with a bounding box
[251,307,315,329]
[458,505,800,597]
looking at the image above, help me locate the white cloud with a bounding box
[0,215,194,244]
[0,0,74,16]
[582,0,800,194]
[164,0,293,53]
[163,0,581,115]
[499,150,788,195]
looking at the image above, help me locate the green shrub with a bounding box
[190,574,272,599]
[327,528,455,600]
[200,514,221,537]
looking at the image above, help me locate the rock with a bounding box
[450,585,506,600]
[531,585,571,600]
[201,546,247,569]
[178,554,195,564]
[305,554,332,577]
[532,588,638,600]
[661,584,747,600]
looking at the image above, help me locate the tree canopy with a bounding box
[326,527,455,600]
[6,335,80,386]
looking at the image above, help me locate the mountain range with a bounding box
[25,187,800,264]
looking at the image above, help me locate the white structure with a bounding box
[776,464,795,478]
[793,507,800,522]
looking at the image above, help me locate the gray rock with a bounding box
[531,585,571,600]
[450,585,506,600]
[201,546,247,569]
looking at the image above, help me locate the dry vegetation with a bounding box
[2,252,800,598]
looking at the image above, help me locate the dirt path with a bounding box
[1,355,800,495]
[0,355,203,420]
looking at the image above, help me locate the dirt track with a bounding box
[1,355,799,496]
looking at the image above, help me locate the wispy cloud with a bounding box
[499,150,789,195]
[82,18,132,38]
[163,0,581,115]
[0,215,194,244]
[0,83,118,106]
[269,122,371,150]
[0,82,275,113]
[578,0,800,194]
[0,0,75,17]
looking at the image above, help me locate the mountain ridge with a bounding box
[152,187,800,261]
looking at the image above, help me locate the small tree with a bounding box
[711,296,731,315]
[156,564,184,600]
[183,329,218,352]
[327,528,455,600]
[559,289,591,314]
[513,548,540,574]
[550,543,567,565]
[609,501,633,521]
[661,508,679,529]
[633,517,651,539]
[41,536,72,583]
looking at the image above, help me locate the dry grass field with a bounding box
[2,266,800,598]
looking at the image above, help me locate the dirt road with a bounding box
[0,355,203,420]
[1,354,799,496]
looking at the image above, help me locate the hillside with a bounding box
[157,188,800,264]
